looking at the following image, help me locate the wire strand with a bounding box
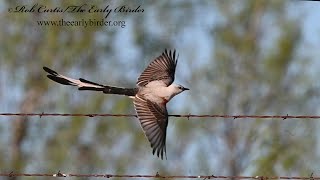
[0,114,317,179]
[0,172,318,179]
[0,113,319,120]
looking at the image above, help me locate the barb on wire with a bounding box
[0,113,320,120]
[0,173,319,179]
[53,170,67,177]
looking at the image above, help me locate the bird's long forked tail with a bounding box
[43,67,138,96]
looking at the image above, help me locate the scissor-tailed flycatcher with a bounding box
[43,49,189,160]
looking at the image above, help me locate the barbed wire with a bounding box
[0,114,317,180]
[0,113,319,120]
[0,172,318,179]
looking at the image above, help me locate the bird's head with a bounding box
[164,84,189,101]
[170,84,189,96]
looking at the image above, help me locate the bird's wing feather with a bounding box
[133,95,168,160]
[137,49,178,87]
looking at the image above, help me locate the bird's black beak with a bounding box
[183,87,190,91]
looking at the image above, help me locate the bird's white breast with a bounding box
[138,84,177,104]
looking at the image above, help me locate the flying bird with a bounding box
[43,49,189,160]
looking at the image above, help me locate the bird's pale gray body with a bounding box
[43,49,188,160]
[138,82,183,103]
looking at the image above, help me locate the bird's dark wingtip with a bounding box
[163,49,168,57]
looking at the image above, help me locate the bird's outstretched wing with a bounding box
[137,49,178,87]
[133,95,168,160]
